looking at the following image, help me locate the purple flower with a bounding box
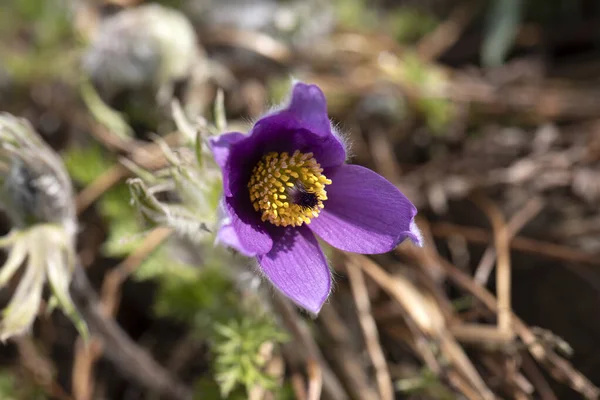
[210,82,422,313]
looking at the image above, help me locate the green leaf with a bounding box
[100,183,144,257]
[388,7,438,44]
[482,0,524,67]
[102,215,142,257]
[63,144,114,185]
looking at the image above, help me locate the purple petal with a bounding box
[287,82,332,139]
[222,82,347,198]
[308,164,422,254]
[217,197,273,257]
[258,226,331,313]
[209,132,246,196]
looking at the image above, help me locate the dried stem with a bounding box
[75,133,178,215]
[70,266,192,400]
[429,253,600,398]
[72,227,172,399]
[15,336,74,400]
[319,304,380,400]
[431,222,600,265]
[306,359,323,400]
[271,293,347,400]
[76,164,129,215]
[474,197,544,285]
[345,263,394,400]
[471,194,512,336]
[100,226,172,315]
[346,254,495,400]
[416,0,483,62]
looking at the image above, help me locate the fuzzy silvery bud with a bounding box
[0,117,76,237]
[82,4,200,104]
[0,114,86,341]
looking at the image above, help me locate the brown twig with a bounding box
[14,336,74,400]
[474,197,544,285]
[416,0,483,62]
[346,254,495,400]
[290,371,308,400]
[271,293,348,400]
[72,227,172,399]
[345,263,394,400]
[100,226,172,316]
[70,266,192,400]
[75,132,179,215]
[470,194,512,336]
[521,352,558,400]
[318,304,380,400]
[72,337,103,400]
[430,222,600,266]
[76,164,129,215]
[425,252,600,398]
[307,359,323,400]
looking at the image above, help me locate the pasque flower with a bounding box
[210,82,422,313]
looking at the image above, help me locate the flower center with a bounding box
[248,150,332,227]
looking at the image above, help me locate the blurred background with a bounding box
[1,0,600,399]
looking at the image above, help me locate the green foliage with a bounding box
[148,256,290,398]
[140,247,290,398]
[0,369,47,399]
[335,0,438,44]
[267,77,293,110]
[395,367,455,399]
[64,143,143,257]
[194,377,248,400]
[213,318,288,397]
[334,0,379,31]
[0,0,79,82]
[152,258,237,325]
[63,144,114,185]
[133,245,191,281]
[80,80,134,141]
[100,183,143,257]
[388,8,438,44]
[0,372,19,400]
[402,54,453,133]
[482,0,524,67]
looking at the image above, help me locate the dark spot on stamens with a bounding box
[296,191,319,209]
[289,183,319,209]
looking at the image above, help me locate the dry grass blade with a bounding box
[15,336,73,400]
[474,197,544,285]
[427,253,600,398]
[470,194,512,336]
[75,133,179,215]
[271,294,347,400]
[521,353,558,400]
[76,164,129,215]
[307,359,323,400]
[100,226,172,316]
[319,304,380,400]
[417,0,483,62]
[72,227,172,399]
[70,267,192,400]
[430,222,600,265]
[345,263,394,400]
[202,27,292,65]
[346,254,495,400]
[290,372,308,400]
[72,337,103,400]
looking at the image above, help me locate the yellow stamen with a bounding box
[248,151,332,227]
